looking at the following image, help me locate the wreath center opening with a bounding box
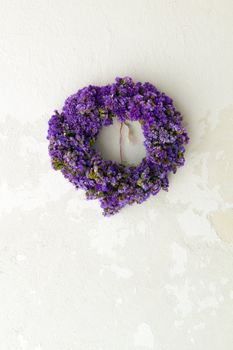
[94,118,147,165]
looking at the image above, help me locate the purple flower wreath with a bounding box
[47,77,189,216]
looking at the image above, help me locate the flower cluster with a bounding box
[47,77,189,216]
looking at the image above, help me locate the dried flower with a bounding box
[47,77,189,216]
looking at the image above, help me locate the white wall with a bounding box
[0,1,233,349]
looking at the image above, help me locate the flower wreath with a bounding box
[47,77,189,216]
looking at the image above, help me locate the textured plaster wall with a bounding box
[0,1,233,349]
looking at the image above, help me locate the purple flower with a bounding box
[47,77,189,216]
